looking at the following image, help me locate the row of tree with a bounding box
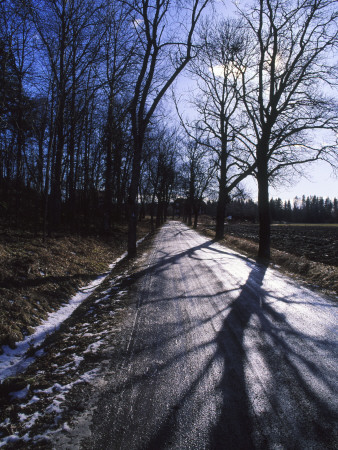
[176,0,338,259]
[1,0,212,248]
[177,195,338,224]
[270,196,338,223]
[1,0,337,260]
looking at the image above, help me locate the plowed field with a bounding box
[225,224,338,267]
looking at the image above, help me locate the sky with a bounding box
[268,162,338,201]
[174,0,338,203]
[244,160,338,202]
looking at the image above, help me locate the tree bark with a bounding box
[187,166,195,227]
[156,199,163,227]
[127,134,143,257]
[68,48,77,230]
[257,147,271,261]
[193,203,199,229]
[103,101,114,232]
[50,2,66,231]
[215,149,228,240]
[150,188,156,232]
[113,134,123,223]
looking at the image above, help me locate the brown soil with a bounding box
[225,223,337,266]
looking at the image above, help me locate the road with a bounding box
[86,221,337,449]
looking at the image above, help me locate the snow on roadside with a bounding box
[0,367,100,448]
[0,236,147,383]
[0,279,134,445]
[0,275,106,383]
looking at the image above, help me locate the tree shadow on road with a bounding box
[142,262,268,450]
[208,263,268,449]
[144,260,337,450]
[91,228,337,450]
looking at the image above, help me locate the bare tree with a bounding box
[180,17,256,239]
[238,0,338,260]
[124,0,211,256]
[180,135,216,228]
[100,0,138,230]
[0,1,36,224]
[24,0,104,230]
[138,125,178,230]
[154,130,177,227]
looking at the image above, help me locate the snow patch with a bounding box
[0,433,30,447]
[19,411,40,429]
[0,236,147,382]
[10,384,30,400]
[84,340,104,354]
[95,294,110,304]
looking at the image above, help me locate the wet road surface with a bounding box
[87,221,337,449]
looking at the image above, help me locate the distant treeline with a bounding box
[270,196,338,224]
[200,196,338,224]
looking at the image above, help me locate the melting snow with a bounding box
[9,385,30,400]
[0,236,147,383]
[84,340,104,354]
[0,276,105,382]
[0,433,30,447]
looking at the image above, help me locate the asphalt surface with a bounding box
[86,221,337,450]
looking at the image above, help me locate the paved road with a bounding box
[88,221,337,449]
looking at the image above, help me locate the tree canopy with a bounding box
[0,0,337,260]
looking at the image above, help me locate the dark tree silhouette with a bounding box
[238,0,338,260]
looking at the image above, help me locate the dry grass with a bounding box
[0,221,151,349]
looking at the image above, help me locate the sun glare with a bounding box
[210,62,244,78]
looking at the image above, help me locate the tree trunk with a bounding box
[187,172,194,227]
[83,109,91,231]
[15,113,24,227]
[150,190,156,232]
[215,183,228,241]
[163,202,168,222]
[43,126,53,240]
[215,199,226,240]
[128,135,143,257]
[215,141,229,239]
[114,138,123,223]
[104,138,113,232]
[68,55,77,230]
[156,194,164,227]
[257,149,271,261]
[193,205,199,229]
[103,101,113,232]
[50,4,66,231]
[128,200,138,257]
[50,112,63,231]
[187,208,192,226]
